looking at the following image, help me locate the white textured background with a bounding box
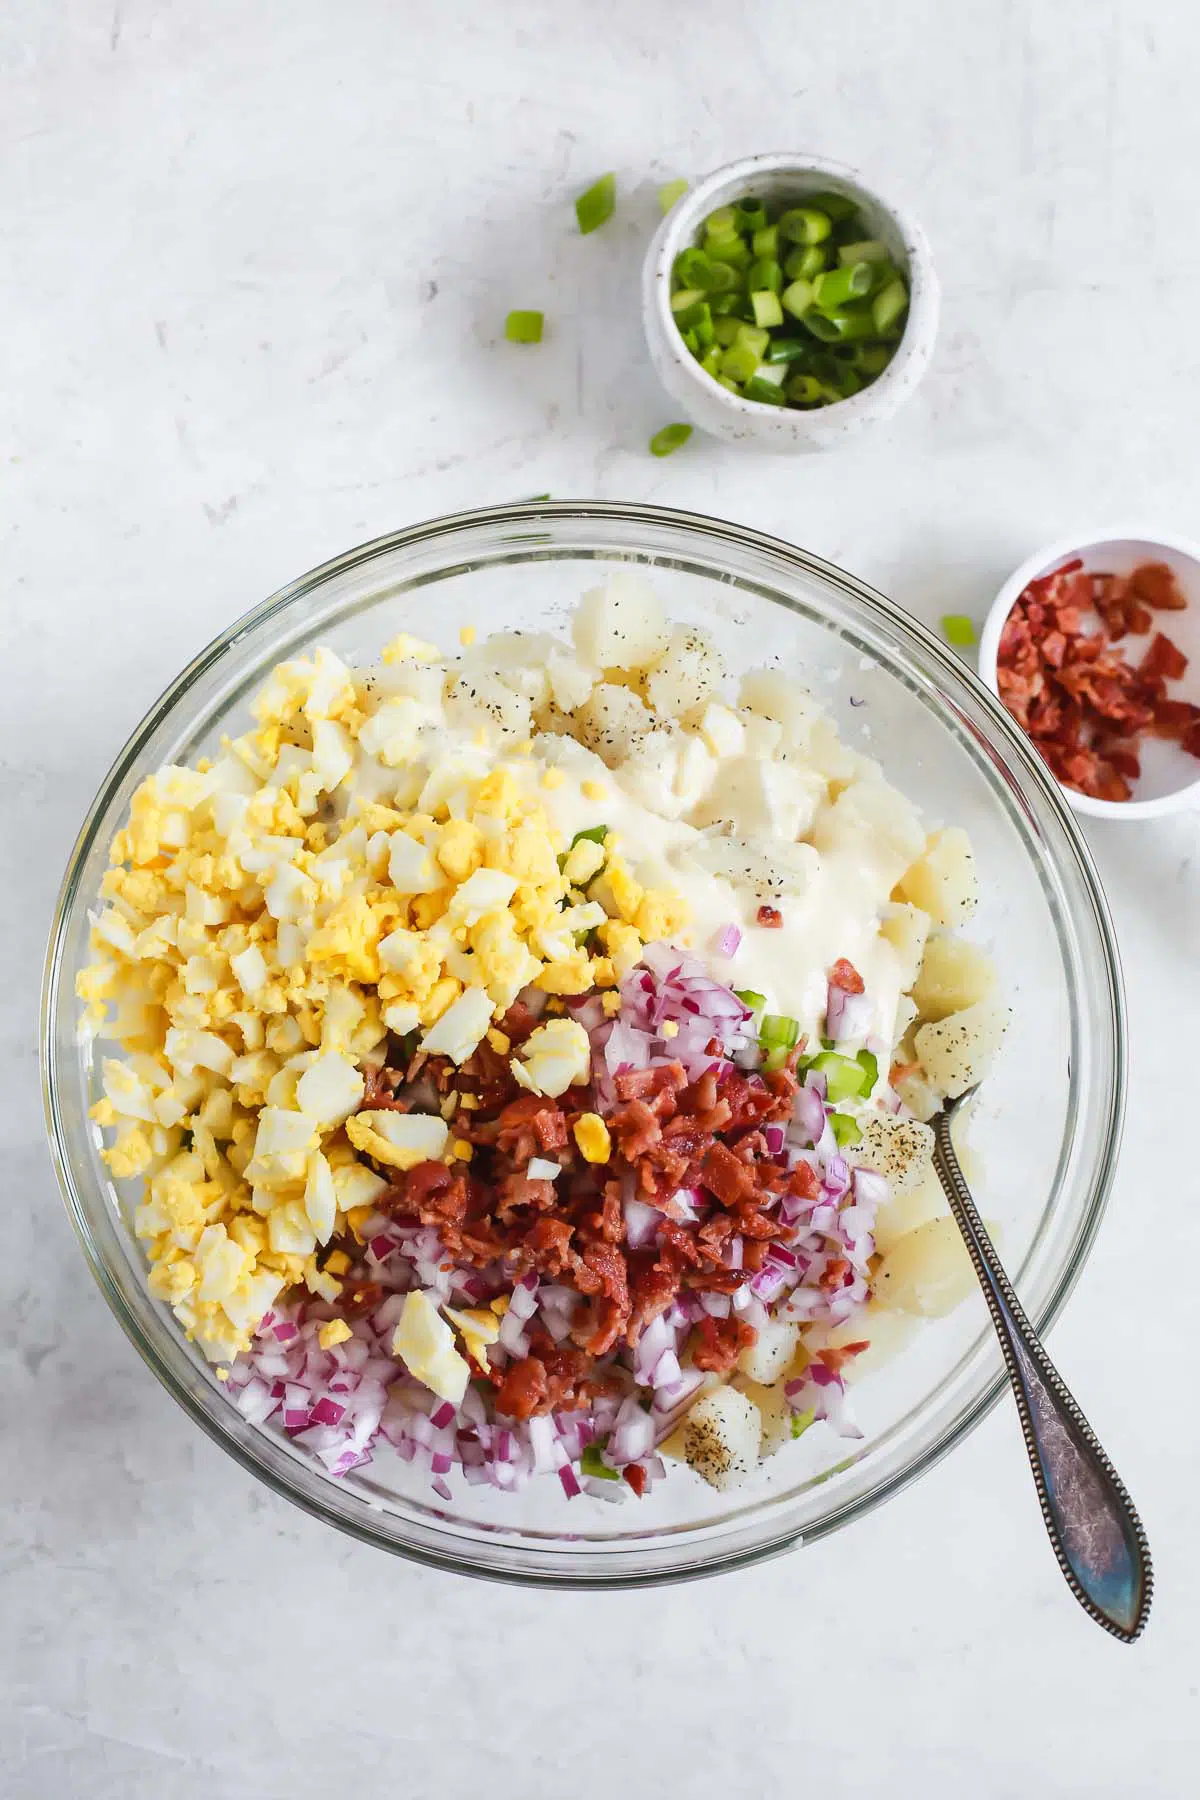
[3,3,1199,1796]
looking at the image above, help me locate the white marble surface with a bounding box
[4,3,1199,1795]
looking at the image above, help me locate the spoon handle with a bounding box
[932,1109,1152,1642]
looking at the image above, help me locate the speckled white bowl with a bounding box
[979,529,1200,821]
[642,152,939,452]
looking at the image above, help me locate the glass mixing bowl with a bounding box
[42,502,1125,1586]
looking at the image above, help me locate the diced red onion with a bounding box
[826,982,873,1045]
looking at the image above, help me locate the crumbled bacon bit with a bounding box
[689,1314,757,1374]
[828,956,865,995]
[996,557,1198,801]
[756,904,783,928]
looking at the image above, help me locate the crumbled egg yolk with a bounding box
[78,638,691,1366]
[573,1113,612,1164]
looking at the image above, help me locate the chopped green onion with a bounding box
[713,315,743,347]
[575,173,616,235]
[743,375,787,406]
[750,289,784,329]
[779,207,832,245]
[570,824,609,848]
[580,1443,621,1481]
[837,239,890,265]
[649,422,692,457]
[942,614,978,649]
[670,287,705,316]
[658,178,689,214]
[814,263,874,310]
[709,292,745,318]
[672,298,711,335]
[759,1013,800,1050]
[699,346,722,378]
[764,337,811,365]
[719,343,759,384]
[824,309,879,342]
[855,343,894,376]
[734,988,767,1012]
[830,1112,863,1147]
[701,260,739,294]
[747,257,783,294]
[786,373,825,405]
[505,310,544,344]
[705,234,751,270]
[752,224,780,259]
[785,244,829,281]
[703,205,738,240]
[781,278,814,320]
[806,190,858,222]
[799,310,845,343]
[673,248,713,289]
[872,277,909,334]
[716,374,740,393]
[734,322,770,359]
[734,197,768,234]
[680,327,699,354]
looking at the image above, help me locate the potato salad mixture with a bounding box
[78,579,1009,1499]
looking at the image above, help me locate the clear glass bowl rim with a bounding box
[41,500,1126,1588]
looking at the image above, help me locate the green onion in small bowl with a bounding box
[642,153,939,451]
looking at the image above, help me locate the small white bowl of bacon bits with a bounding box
[979,530,1200,821]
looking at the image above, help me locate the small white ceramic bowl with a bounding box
[641,152,939,451]
[978,529,1200,821]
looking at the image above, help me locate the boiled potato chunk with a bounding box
[679,1383,762,1491]
[911,934,997,1022]
[818,1306,921,1377]
[898,827,979,926]
[736,1316,799,1385]
[811,778,927,891]
[914,998,1010,1099]
[874,1216,977,1317]
[444,671,532,738]
[873,1165,946,1253]
[893,1063,943,1122]
[853,1113,936,1195]
[573,682,654,766]
[897,827,979,927]
[880,902,932,990]
[646,627,723,724]
[572,574,672,670]
[735,1375,796,1458]
[737,668,821,750]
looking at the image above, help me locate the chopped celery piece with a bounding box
[807,1050,869,1102]
[779,206,832,245]
[734,988,767,1013]
[580,1443,621,1481]
[759,1013,800,1049]
[830,1113,863,1147]
[649,423,692,457]
[750,290,784,329]
[942,614,978,649]
[763,1046,791,1072]
[856,1048,879,1092]
[575,173,616,234]
[504,310,544,344]
[791,1407,816,1439]
[872,277,909,334]
[658,178,689,214]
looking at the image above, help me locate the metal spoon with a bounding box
[931,1090,1152,1642]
